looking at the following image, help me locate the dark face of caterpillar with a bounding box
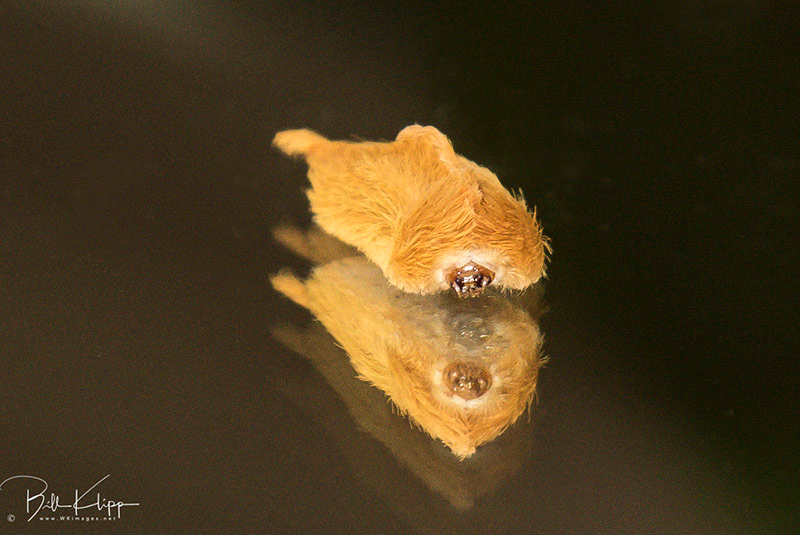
[446,262,495,297]
[443,362,492,400]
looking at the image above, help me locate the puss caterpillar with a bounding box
[273,125,548,296]
[271,251,545,459]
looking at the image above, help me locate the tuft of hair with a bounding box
[272,129,328,157]
[269,270,311,309]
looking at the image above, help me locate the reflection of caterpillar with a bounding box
[271,243,545,459]
[273,125,549,296]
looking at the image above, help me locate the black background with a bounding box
[1,1,798,533]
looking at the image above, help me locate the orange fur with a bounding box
[271,251,545,459]
[273,125,549,294]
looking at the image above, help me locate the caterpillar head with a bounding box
[445,262,495,297]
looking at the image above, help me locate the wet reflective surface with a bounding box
[2,2,798,533]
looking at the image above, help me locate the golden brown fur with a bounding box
[273,125,548,294]
[270,228,545,458]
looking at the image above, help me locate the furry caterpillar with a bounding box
[273,125,548,296]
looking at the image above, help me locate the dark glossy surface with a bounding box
[1,2,797,533]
